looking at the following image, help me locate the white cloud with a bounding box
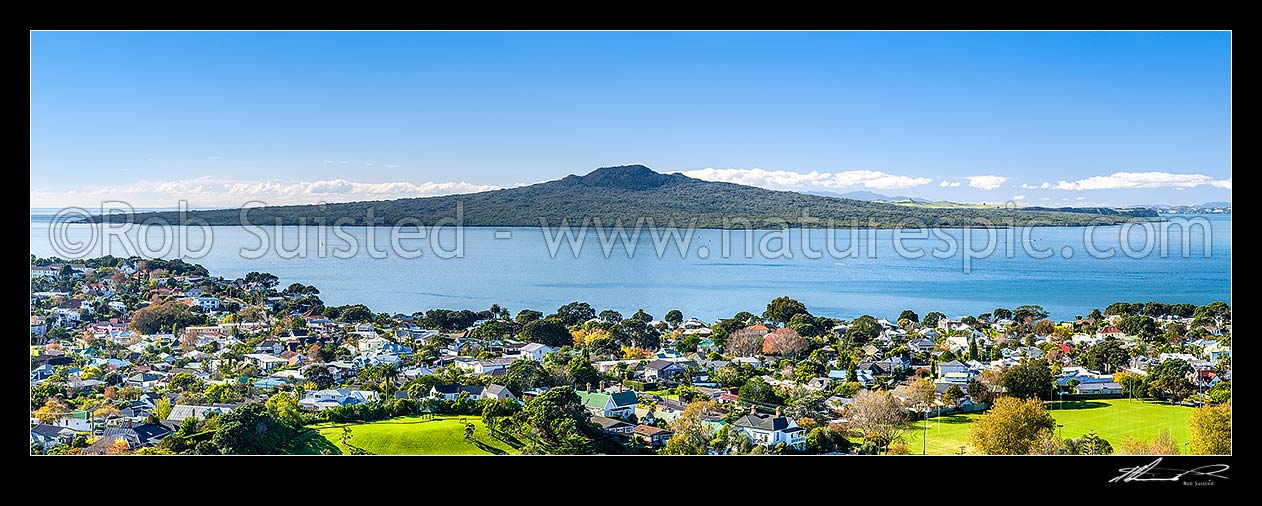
[682,168,932,190]
[1054,171,1230,190]
[965,175,1009,190]
[1041,182,1051,189]
[939,180,962,188]
[1011,195,1026,201]
[34,176,506,208]
[1019,183,1039,189]
[1075,196,1086,201]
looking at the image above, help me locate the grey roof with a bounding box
[484,384,515,398]
[590,415,632,429]
[31,424,74,438]
[732,412,794,431]
[1078,382,1123,391]
[645,359,682,371]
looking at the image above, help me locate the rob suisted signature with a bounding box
[1110,458,1229,484]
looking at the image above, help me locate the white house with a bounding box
[299,389,378,410]
[243,353,288,372]
[519,343,554,362]
[730,406,806,450]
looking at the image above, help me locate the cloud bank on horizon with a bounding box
[30,167,1232,209]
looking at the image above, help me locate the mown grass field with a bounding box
[288,415,523,455]
[904,399,1195,455]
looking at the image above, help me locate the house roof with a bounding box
[591,415,633,429]
[575,389,638,409]
[633,424,672,436]
[484,384,515,398]
[31,424,75,438]
[732,412,795,431]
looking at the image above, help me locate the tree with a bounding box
[153,396,173,420]
[565,356,601,388]
[598,310,623,323]
[1146,359,1194,402]
[1187,403,1231,455]
[168,372,202,392]
[922,312,947,328]
[1031,319,1055,336]
[943,385,964,405]
[521,318,574,348]
[762,327,807,358]
[1061,431,1113,455]
[664,310,684,327]
[464,422,476,440]
[1002,360,1054,400]
[265,392,304,429]
[244,271,279,290]
[505,359,551,395]
[130,300,201,334]
[552,302,596,326]
[898,309,919,324]
[763,296,808,324]
[1192,301,1230,326]
[302,365,336,390]
[613,318,660,350]
[211,403,288,454]
[724,328,764,356]
[969,396,1056,455]
[482,398,521,436]
[844,315,881,345]
[514,309,543,324]
[967,378,994,405]
[664,400,717,455]
[992,308,1013,320]
[33,397,70,424]
[1118,314,1158,340]
[1013,305,1049,323]
[908,377,937,409]
[513,386,604,454]
[850,390,909,450]
[1087,308,1103,322]
[1117,429,1180,455]
[1082,338,1130,374]
[738,377,779,405]
[631,309,653,322]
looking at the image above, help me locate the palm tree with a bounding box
[381,364,400,400]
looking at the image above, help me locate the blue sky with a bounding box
[31,31,1231,208]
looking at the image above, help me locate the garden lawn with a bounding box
[289,415,523,455]
[904,399,1195,455]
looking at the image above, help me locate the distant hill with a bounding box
[91,165,1151,228]
[802,190,930,203]
[1019,206,1159,218]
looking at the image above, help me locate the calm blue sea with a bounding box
[29,212,1231,322]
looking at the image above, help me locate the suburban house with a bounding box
[1076,382,1124,395]
[575,384,639,419]
[299,389,378,410]
[643,359,689,381]
[254,340,285,355]
[126,372,165,389]
[591,415,635,435]
[937,360,971,378]
[633,425,674,447]
[30,424,77,450]
[244,353,288,372]
[429,384,519,402]
[164,404,232,424]
[730,406,806,450]
[907,337,937,354]
[518,343,554,362]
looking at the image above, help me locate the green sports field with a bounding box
[288,415,523,455]
[904,399,1195,455]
